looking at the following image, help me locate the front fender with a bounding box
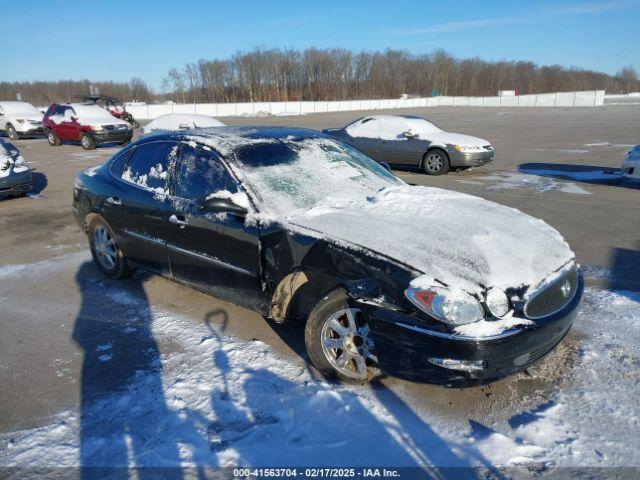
[260,225,415,322]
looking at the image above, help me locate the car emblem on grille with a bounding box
[560,279,571,298]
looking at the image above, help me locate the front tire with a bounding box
[6,124,19,141]
[87,216,134,279]
[305,289,380,382]
[423,149,450,175]
[81,133,96,150]
[46,129,61,146]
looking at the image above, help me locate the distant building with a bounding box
[400,93,421,99]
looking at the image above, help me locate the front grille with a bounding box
[524,263,578,319]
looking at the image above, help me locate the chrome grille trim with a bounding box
[524,263,579,319]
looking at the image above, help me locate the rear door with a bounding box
[165,143,263,311]
[344,118,382,160]
[378,117,422,165]
[105,140,178,275]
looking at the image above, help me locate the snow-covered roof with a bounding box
[346,115,443,140]
[142,113,224,134]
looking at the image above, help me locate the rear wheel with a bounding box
[46,129,61,146]
[81,133,96,150]
[305,289,380,382]
[87,216,134,279]
[423,149,450,175]
[6,124,19,141]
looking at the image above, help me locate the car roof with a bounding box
[138,126,326,156]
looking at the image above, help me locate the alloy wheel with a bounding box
[425,153,444,173]
[320,308,378,380]
[93,225,117,270]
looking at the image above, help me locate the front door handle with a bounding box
[105,196,121,205]
[169,214,188,228]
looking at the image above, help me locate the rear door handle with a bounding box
[169,214,188,228]
[105,196,121,205]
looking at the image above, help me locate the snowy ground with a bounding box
[1,253,638,474]
[1,106,639,477]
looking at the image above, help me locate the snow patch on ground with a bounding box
[461,172,592,195]
[1,284,639,469]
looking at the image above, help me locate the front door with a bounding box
[57,106,80,140]
[380,136,424,166]
[165,143,264,311]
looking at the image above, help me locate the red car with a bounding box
[43,103,133,150]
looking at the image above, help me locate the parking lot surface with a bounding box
[1,106,639,470]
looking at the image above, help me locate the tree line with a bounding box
[0,78,152,106]
[2,48,638,105]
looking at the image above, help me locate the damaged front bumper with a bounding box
[357,277,583,387]
[0,169,32,199]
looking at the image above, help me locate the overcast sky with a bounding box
[3,0,639,90]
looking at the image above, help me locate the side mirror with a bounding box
[403,130,417,139]
[380,162,392,172]
[199,196,247,217]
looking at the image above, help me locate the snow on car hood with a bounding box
[426,131,490,147]
[287,186,573,295]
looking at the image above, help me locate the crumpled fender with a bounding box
[259,225,415,323]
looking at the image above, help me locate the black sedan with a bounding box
[72,127,581,386]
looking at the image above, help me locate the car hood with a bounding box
[9,114,42,122]
[426,131,490,147]
[286,186,573,295]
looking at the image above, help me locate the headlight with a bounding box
[405,287,485,326]
[91,125,104,132]
[13,156,28,169]
[485,288,510,318]
[453,145,485,153]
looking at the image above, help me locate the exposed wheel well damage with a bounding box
[83,212,100,233]
[270,270,342,324]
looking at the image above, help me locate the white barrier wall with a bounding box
[127,90,605,119]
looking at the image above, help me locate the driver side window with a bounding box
[175,144,238,201]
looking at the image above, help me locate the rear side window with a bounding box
[109,148,133,177]
[122,141,178,194]
[175,144,237,200]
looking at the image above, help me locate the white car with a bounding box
[324,115,494,175]
[140,113,224,135]
[621,145,640,181]
[0,101,44,140]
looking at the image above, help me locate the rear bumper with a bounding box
[0,170,32,198]
[449,149,494,167]
[360,278,582,386]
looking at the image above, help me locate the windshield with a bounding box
[233,137,404,215]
